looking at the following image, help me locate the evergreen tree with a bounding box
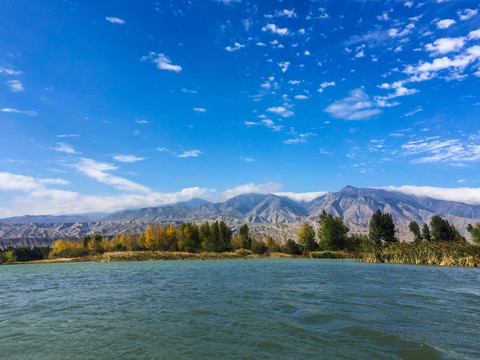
[317,210,349,250]
[239,224,251,250]
[219,221,232,251]
[429,215,465,242]
[422,223,431,242]
[368,209,396,245]
[408,221,422,242]
[467,223,480,244]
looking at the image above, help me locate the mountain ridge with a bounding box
[1,186,480,247]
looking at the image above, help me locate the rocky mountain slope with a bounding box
[1,186,480,247]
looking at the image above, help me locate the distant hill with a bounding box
[1,186,480,247]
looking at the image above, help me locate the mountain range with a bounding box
[1,185,480,247]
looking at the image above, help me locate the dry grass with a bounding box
[359,242,480,267]
[309,251,355,259]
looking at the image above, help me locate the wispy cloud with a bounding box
[73,158,151,193]
[0,66,22,76]
[54,143,78,154]
[105,17,125,24]
[325,88,381,120]
[383,185,480,205]
[274,191,326,202]
[193,107,206,112]
[457,8,478,21]
[0,172,69,192]
[283,132,316,144]
[221,182,283,200]
[177,150,202,158]
[1,108,37,116]
[8,80,23,92]
[402,135,480,164]
[113,155,145,163]
[57,134,80,138]
[225,42,245,52]
[141,52,182,72]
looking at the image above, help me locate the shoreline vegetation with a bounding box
[2,210,480,267]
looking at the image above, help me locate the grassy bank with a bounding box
[309,251,354,259]
[14,249,351,264]
[359,242,480,267]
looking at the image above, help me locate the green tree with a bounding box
[369,209,396,245]
[82,235,91,248]
[282,239,302,255]
[422,223,432,242]
[317,210,349,250]
[429,216,465,242]
[297,223,317,252]
[219,221,232,251]
[467,223,480,244]
[239,224,251,250]
[408,221,422,242]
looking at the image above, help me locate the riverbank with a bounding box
[359,242,480,267]
[10,250,355,265]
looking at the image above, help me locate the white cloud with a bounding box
[324,88,382,120]
[377,12,390,21]
[401,136,480,164]
[275,191,326,202]
[214,0,241,4]
[272,9,297,18]
[383,185,480,205]
[0,66,22,76]
[405,45,480,76]
[105,17,125,24]
[283,132,316,144]
[113,155,145,163]
[262,23,289,36]
[0,172,68,192]
[177,150,202,158]
[468,29,480,40]
[277,61,290,72]
[458,8,478,21]
[266,106,294,117]
[317,81,335,93]
[141,52,182,72]
[0,182,215,217]
[294,95,308,100]
[221,182,283,200]
[181,88,198,94]
[436,19,456,29]
[0,108,37,116]
[136,119,148,124]
[225,42,245,52]
[193,107,206,112]
[73,158,151,193]
[240,156,254,162]
[8,80,23,92]
[388,23,415,37]
[425,37,465,55]
[54,143,78,154]
[57,134,80,138]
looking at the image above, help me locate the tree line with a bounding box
[3,209,480,264]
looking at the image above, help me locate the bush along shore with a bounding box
[1,210,480,267]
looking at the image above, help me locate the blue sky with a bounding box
[1,0,480,216]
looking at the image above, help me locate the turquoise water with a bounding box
[1,259,479,359]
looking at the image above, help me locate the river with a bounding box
[1,259,479,359]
